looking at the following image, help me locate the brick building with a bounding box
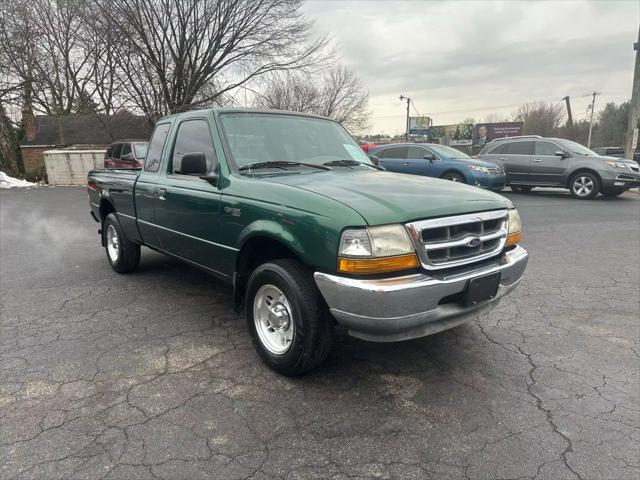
[20,110,153,180]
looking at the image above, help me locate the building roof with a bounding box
[20,112,154,147]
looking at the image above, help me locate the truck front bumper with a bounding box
[314,246,528,342]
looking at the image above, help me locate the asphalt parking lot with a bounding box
[1,186,638,480]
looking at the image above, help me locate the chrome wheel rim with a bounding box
[446,175,461,182]
[573,176,594,197]
[253,284,294,355]
[106,225,119,262]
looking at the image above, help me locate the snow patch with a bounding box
[0,171,37,188]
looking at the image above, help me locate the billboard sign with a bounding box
[473,122,524,146]
[408,116,431,135]
[429,123,473,146]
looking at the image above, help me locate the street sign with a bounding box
[632,128,638,150]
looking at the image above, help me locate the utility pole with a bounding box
[562,96,573,127]
[399,95,410,142]
[587,91,599,148]
[624,26,639,160]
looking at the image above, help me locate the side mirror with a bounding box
[555,151,569,159]
[120,153,133,161]
[424,154,437,162]
[179,152,207,175]
[368,154,379,166]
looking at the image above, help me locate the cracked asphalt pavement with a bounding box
[1,186,638,480]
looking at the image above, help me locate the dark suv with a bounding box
[478,135,640,199]
[104,140,149,169]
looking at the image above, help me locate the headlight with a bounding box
[338,225,418,274]
[604,160,627,169]
[506,208,521,247]
[469,165,490,174]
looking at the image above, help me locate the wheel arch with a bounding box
[233,233,305,310]
[566,168,602,189]
[440,169,467,182]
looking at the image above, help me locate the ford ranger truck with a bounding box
[87,109,528,376]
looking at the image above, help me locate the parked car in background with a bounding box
[104,140,149,169]
[369,143,506,191]
[478,135,640,198]
[593,146,624,158]
[359,143,378,152]
[87,108,527,375]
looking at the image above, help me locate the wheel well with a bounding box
[99,198,115,222]
[440,169,465,180]
[566,169,601,188]
[233,236,300,309]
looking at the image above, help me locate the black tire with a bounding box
[245,259,333,376]
[442,172,465,183]
[510,185,532,192]
[569,172,600,199]
[601,188,626,198]
[103,213,141,273]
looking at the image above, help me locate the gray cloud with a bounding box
[305,0,639,132]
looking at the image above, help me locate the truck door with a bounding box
[135,122,172,249]
[154,117,228,279]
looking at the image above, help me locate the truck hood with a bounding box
[267,169,512,225]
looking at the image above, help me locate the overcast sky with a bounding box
[304,0,639,134]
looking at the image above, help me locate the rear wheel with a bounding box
[569,172,600,199]
[442,172,465,183]
[246,259,333,376]
[103,213,140,273]
[601,188,626,198]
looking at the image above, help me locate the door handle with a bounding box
[403,162,412,166]
[157,188,166,201]
[533,158,542,163]
[499,157,507,161]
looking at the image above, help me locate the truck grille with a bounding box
[487,166,505,175]
[405,210,508,270]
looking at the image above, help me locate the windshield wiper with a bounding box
[322,159,385,171]
[238,161,331,172]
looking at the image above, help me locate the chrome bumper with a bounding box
[314,246,528,342]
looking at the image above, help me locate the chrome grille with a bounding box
[406,210,508,270]
[487,166,505,175]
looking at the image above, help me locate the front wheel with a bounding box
[442,172,465,183]
[246,259,333,376]
[569,172,600,199]
[103,213,141,273]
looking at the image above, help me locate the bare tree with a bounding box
[483,113,510,124]
[98,0,329,118]
[256,65,370,132]
[513,101,565,136]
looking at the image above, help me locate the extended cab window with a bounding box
[144,123,171,172]
[506,141,533,155]
[171,119,217,174]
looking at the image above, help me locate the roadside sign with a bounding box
[632,128,638,150]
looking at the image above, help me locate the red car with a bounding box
[360,143,378,152]
[104,140,149,169]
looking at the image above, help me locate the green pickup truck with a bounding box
[87,109,528,375]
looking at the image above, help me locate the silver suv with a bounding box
[478,135,640,199]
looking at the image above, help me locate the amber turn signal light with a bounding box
[338,253,419,274]
[505,231,521,247]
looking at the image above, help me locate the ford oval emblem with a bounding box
[467,237,481,248]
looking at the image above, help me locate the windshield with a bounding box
[134,144,148,159]
[426,144,470,159]
[220,113,371,170]
[554,139,598,157]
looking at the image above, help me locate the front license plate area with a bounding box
[466,272,501,306]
